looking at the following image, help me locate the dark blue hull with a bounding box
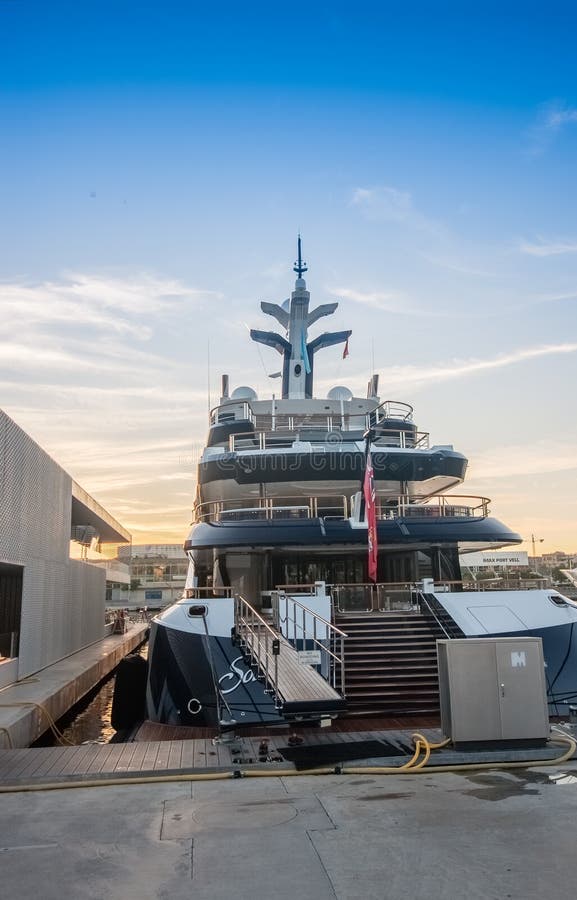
[146,621,284,728]
[505,623,577,715]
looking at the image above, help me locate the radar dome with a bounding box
[327,386,353,401]
[230,386,258,401]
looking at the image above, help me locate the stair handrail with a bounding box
[417,590,452,639]
[272,591,348,694]
[234,594,281,707]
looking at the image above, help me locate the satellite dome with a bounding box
[327,386,353,401]
[230,386,258,401]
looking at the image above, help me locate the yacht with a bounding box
[146,240,577,729]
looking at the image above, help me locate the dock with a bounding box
[0,623,148,749]
[0,722,573,789]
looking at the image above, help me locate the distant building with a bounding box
[112,544,188,608]
[0,409,130,689]
[541,551,577,568]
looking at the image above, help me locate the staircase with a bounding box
[334,611,445,716]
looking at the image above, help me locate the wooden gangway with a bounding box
[242,627,346,717]
[234,596,347,719]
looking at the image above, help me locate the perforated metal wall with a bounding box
[0,410,106,677]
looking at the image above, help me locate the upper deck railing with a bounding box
[208,399,431,451]
[193,493,491,523]
[229,426,429,452]
[210,399,415,428]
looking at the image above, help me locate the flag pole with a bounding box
[362,426,378,586]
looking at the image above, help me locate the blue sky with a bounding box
[1,1,577,550]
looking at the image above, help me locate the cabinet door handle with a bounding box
[500,683,505,697]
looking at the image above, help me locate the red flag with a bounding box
[342,337,349,359]
[363,450,378,582]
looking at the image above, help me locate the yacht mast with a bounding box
[250,237,351,399]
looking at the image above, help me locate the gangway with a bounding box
[233,595,347,719]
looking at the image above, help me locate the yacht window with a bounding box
[549,594,567,607]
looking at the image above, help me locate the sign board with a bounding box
[298,650,322,666]
[460,551,529,569]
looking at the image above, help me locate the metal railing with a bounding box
[195,494,349,523]
[229,425,430,452]
[331,582,418,613]
[184,586,234,599]
[379,494,490,519]
[370,400,414,422]
[194,493,490,524]
[416,591,456,639]
[234,594,281,708]
[460,578,549,591]
[211,399,416,430]
[271,591,348,693]
[210,401,255,426]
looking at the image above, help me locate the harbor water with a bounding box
[34,643,148,746]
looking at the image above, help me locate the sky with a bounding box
[1,1,577,552]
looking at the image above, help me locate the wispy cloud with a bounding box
[330,286,418,315]
[0,271,218,380]
[526,101,577,156]
[0,272,213,337]
[384,342,577,387]
[317,342,577,396]
[420,253,497,277]
[0,270,223,541]
[351,186,444,236]
[518,237,577,257]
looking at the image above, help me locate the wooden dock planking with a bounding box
[0,712,447,785]
[153,740,173,770]
[141,741,162,772]
[126,740,153,773]
[167,740,184,770]
[85,742,118,775]
[0,746,48,780]
[179,740,195,770]
[113,741,141,773]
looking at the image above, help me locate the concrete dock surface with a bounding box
[1,762,576,900]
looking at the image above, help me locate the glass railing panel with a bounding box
[375,585,416,611]
[332,584,373,613]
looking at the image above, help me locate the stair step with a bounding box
[346,687,439,698]
[332,613,446,715]
[344,643,438,652]
[344,649,438,658]
[344,683,439,693]
[343,667,438,677]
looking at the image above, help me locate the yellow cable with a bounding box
[0,702,75,746]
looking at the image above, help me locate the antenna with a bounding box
[293,234,308,278]
[207,339,211,422]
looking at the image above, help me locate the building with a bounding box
[0,409,131,689]
[112,544,188,609]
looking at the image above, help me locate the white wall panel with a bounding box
[0,410,107,677]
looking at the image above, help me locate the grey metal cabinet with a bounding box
[437,638,549,743]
